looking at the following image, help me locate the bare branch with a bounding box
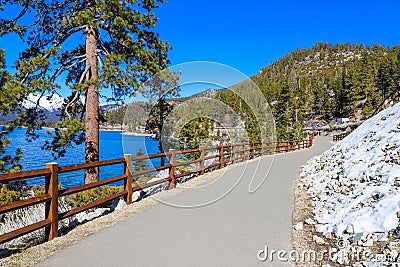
[64,66,90,118]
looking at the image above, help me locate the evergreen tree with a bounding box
[178,118,212,152]
[0,0,170,183]
[144,69,180,166]
[0,49,22,173]
[273,79,291,140]
[133,148,149,172]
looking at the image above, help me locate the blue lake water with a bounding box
[4,128,161,188]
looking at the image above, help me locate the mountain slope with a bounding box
[245,42,400,139]
[22,94,64,112]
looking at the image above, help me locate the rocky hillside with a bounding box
[250,42,400,139]
[297,102,400,266]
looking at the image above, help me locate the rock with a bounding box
[0,198,71,250]
[323,232,333,239]
[362,239,374,247]
[305,218,316,225]
[144,177,170,195]
[390,250,399,261]
[345,225,354,234]
[373,233,388,242]
[110,198,127,211]
[312,235,325,245]
[387,242,400,251]
[294,222,303,231]
[132,191,143,202]
[74,208,107,223]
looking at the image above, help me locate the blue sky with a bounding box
[1,0,400,100]
[156,0,400,76]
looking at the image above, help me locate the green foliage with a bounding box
[0,49,22,173]
[66,186,123,208]
[0,184,21,205]
[31,184,63,197]
[133,148,149,172]
[104,105,128,126]
[132,149,155,185]
[250,42,400,138]
[102,42,400,143]
[144,69,181,164]
[177,118,212,159]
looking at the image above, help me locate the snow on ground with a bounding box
[300,102,400,237]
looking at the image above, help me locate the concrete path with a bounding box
[37,136,332,267]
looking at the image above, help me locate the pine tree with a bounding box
[133,148,149,172]
[0,49,22,173]
[273,79,291,140]
[0,0,170,183]
[144,69,180,165]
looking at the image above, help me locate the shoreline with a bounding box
[121,132,155,137]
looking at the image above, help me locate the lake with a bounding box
[4,128,161,188]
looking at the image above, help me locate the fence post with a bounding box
[168,149,176,189]
[260,143,265,156]
[251,142,255,159]
[45,162,59,241]
[124,154,133,205]
[219,144,224,169]
[199,146,205,175]
[231,144,235,164]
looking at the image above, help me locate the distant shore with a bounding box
[1,124,154,137]
[122,132,155,137]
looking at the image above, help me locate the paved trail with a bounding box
[37,137,332,267]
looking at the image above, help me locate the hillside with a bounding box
[250,42,400,139]
[296,102,400,266]
[80,43,400,140]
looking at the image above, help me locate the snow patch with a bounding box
[301,102,400,237]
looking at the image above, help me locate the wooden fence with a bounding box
[0,134,314,245]
[332,132,350,141]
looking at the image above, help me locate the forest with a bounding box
[105,42,400,141]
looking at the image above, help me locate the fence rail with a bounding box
[332,132,350,141]
[0,133,314,245]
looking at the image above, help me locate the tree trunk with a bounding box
[84,2,99,184]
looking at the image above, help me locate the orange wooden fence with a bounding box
[332,132,349,141]
[0,134,314,245]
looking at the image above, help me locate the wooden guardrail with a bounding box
[0,133,314,245]
[332,132,350,141]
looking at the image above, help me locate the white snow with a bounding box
[22,94,64,112]
[301,102,400,236]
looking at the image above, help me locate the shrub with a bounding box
[0,184,21,205]
[31,184,63,197]
[66,186,123,208]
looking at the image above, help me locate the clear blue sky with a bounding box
[1,0,399,100]
[156,0,400,76]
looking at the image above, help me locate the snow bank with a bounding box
[300,102,400,236]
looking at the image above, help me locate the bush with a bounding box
[31,184,63,197]
[66,186,123,208]
[0,184,21,205]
